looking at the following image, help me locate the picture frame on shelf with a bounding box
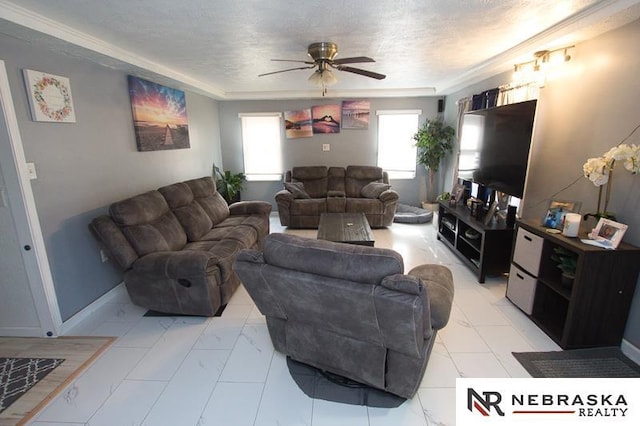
[484,201,499,225]
[586,218,628,249]
[452,184,465,203]
[542,199,582,230]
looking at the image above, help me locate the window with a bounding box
[240,113,282,181]
[376,110,421,179]
[457,114,482,180]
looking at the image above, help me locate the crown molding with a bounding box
[0,0,227,99]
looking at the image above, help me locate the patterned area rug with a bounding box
[512,347,640,378]
[0,358,65,414]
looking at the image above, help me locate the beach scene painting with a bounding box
[342,100,370,129]
[284,109,313,139]
[128,76,190,151]
[312,104,341,134]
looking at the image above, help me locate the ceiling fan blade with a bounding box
[270,59,315,64]
[332,56,375,65]
[335,65,386,80]
[258,65,316,77]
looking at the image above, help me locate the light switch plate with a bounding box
[26,162,37,180]
[322,144,330,152]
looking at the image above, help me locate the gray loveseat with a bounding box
[233,233,454,399]
[275,165,399,228]
[90,176,271,316]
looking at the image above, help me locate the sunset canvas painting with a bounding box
[342,100,370,129]
[284,109,313,139]
[312,104,341,134]
[128,76,190,151]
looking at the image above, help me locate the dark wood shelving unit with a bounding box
[437,201,514,283]
[508,219,640,349]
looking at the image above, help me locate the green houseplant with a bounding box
[551,246,577,287]
[214,165,246,204]
[413,118,455,203]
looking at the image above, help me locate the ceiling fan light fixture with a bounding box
[308,68,337,87]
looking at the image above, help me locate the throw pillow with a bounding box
[284,182,311,199]
[361,182,391,198]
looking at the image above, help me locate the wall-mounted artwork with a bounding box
[284,109,313,139]
[312,104,341,134]
[23,69,76,123]
[341,100,370,129]
[127,76,190,151]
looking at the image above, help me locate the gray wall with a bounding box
[218,98,439,208]
[0,34,222,321]
[444,19,640,349]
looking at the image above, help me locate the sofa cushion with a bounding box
[159,182,213,241]
[284,182,311,199]
[290,198,327,216]
[109,190,187,256]
[345,198,384,215]
[345,166,385,198]
[184,177,230,225]
[200,224,258,248]
[361,182,391,199]
[291,166,328,198]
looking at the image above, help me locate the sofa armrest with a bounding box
[379,189,399,203]
[275,189,294,206]
[408,265,454,330]
[229,200,272,216]
[327,190,345,197]
[89,215,138,270]
[233,250,288,319]
[132,250,219,279]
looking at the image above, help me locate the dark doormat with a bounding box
[0,357,64,414]
[512,347,640,378]
[144,304,227,317]
[286,357,406,408]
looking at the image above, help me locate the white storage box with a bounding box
[506,263,537,315]
[513,227,543,276]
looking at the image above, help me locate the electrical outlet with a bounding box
[26,162,37,180]
[100,249,109,263]
[322,144,330,152]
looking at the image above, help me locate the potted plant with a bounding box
[413,118,455,208]
[214,165,246,204]
[551,246,577,287]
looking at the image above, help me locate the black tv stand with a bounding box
[437,201,514,283]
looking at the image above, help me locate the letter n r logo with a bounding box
[467,388,505,416]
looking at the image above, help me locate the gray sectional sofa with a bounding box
[90,176,271,316]
[275,165,399,228]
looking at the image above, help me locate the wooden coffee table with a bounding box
[317,213,375,246]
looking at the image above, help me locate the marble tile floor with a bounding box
[30,213,560,426]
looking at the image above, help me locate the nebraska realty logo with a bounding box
[457,378,639,425]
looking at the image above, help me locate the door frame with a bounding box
[0,59,61,336]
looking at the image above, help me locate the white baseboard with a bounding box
[621,339,640,365]
[60,282,125,335]
[0,326,46,337]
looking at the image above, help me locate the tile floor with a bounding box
[30,213,560,426]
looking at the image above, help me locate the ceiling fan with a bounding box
[258,42,386,95]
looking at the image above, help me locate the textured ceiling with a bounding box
[1,0,640,99]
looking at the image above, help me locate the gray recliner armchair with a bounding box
[232,233,454,399]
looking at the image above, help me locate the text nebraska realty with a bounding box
[470,389,629,417]
[512,393,628,417]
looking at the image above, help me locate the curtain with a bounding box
[451,96,472,188]
[497,82,539,106]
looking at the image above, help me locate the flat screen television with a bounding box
[458,100,537,198]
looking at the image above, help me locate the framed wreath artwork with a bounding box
[23,69,76,123]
